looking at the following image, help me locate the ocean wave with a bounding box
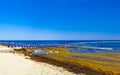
[68,41,120,45]
[87,47,113,50]
[98,41,120,43]
[67,46,113,51]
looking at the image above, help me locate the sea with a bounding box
[0,40,120,53]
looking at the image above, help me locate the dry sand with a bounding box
[0,45,82,75]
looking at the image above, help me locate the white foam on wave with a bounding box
[98,41,120,43]
[67,42,99,45]
[97,47,113,50]
[68,41,120,45]
[88,47,113,51]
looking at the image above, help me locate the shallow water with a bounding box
[0,40,120,53]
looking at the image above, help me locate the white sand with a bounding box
[0,45,14,51]
[0,45,82,75]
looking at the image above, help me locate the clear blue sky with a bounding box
[0,0,120,40]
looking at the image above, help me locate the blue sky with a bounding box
[0,0,120,40]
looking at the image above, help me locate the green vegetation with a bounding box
[39,47,120,75]
[16,47,120,75]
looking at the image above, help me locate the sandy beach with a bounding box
[0,45,78,75]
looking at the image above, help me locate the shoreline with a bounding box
[27,47,120,75]
[1,45,120,75]
[17,47,105,75]
[29,54,107,75]
[0,45,79,75]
